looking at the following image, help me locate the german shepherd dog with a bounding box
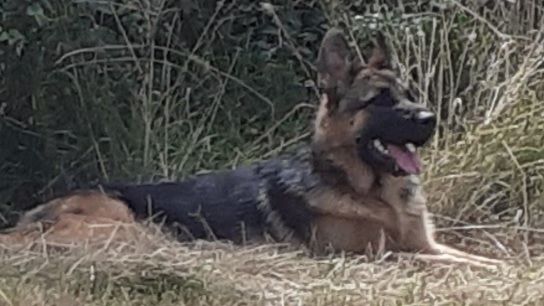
[0,29,500,268]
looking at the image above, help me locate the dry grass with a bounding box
[1,226,544,306]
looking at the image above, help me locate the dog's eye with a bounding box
[369,89,395,107]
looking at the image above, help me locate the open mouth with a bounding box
[371,139,422,175]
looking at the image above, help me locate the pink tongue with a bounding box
[386,144,422,174]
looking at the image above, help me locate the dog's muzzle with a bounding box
[356,105,437,175]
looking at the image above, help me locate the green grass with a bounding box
[1,1,544,305]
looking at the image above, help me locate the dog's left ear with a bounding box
[367,32,391,70]
[316,28,352,111]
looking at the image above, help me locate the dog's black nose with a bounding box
[414,110,436,126]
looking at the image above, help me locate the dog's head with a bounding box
[313,28,436,177]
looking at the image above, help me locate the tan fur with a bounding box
[313,217,386,252]
[309,187,397,253]
[0,192,137,247]
[313,95,376,194]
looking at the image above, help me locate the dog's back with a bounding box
[103,147,319,244]
[103,167,265,243]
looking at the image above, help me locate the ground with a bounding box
[1,223,544,306]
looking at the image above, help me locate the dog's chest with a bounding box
[378,175,426,211]
[312,215,389,253]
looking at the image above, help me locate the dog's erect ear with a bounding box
[316,28,352,111]
[367,32,391,70]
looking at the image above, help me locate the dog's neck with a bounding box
[310,144,377,195]
[308,142,424,202]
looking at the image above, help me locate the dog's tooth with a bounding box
[373,139,383,151]
[406,143,416,153]
[378,142,387,153]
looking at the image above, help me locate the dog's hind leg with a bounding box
[0,191,137,248]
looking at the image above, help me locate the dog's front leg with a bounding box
[393,206,502,268]
[307,189,397,230]
[398,222,502,268]
[428,243,503,265]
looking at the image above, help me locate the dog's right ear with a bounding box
[316,28,352,112]
[367,32,391,70]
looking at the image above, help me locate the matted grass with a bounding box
[1,229,544,306]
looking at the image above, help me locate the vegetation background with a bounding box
[0,0,543,305]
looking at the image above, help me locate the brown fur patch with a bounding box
[313,95,375,194]
[0,192,137,248]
